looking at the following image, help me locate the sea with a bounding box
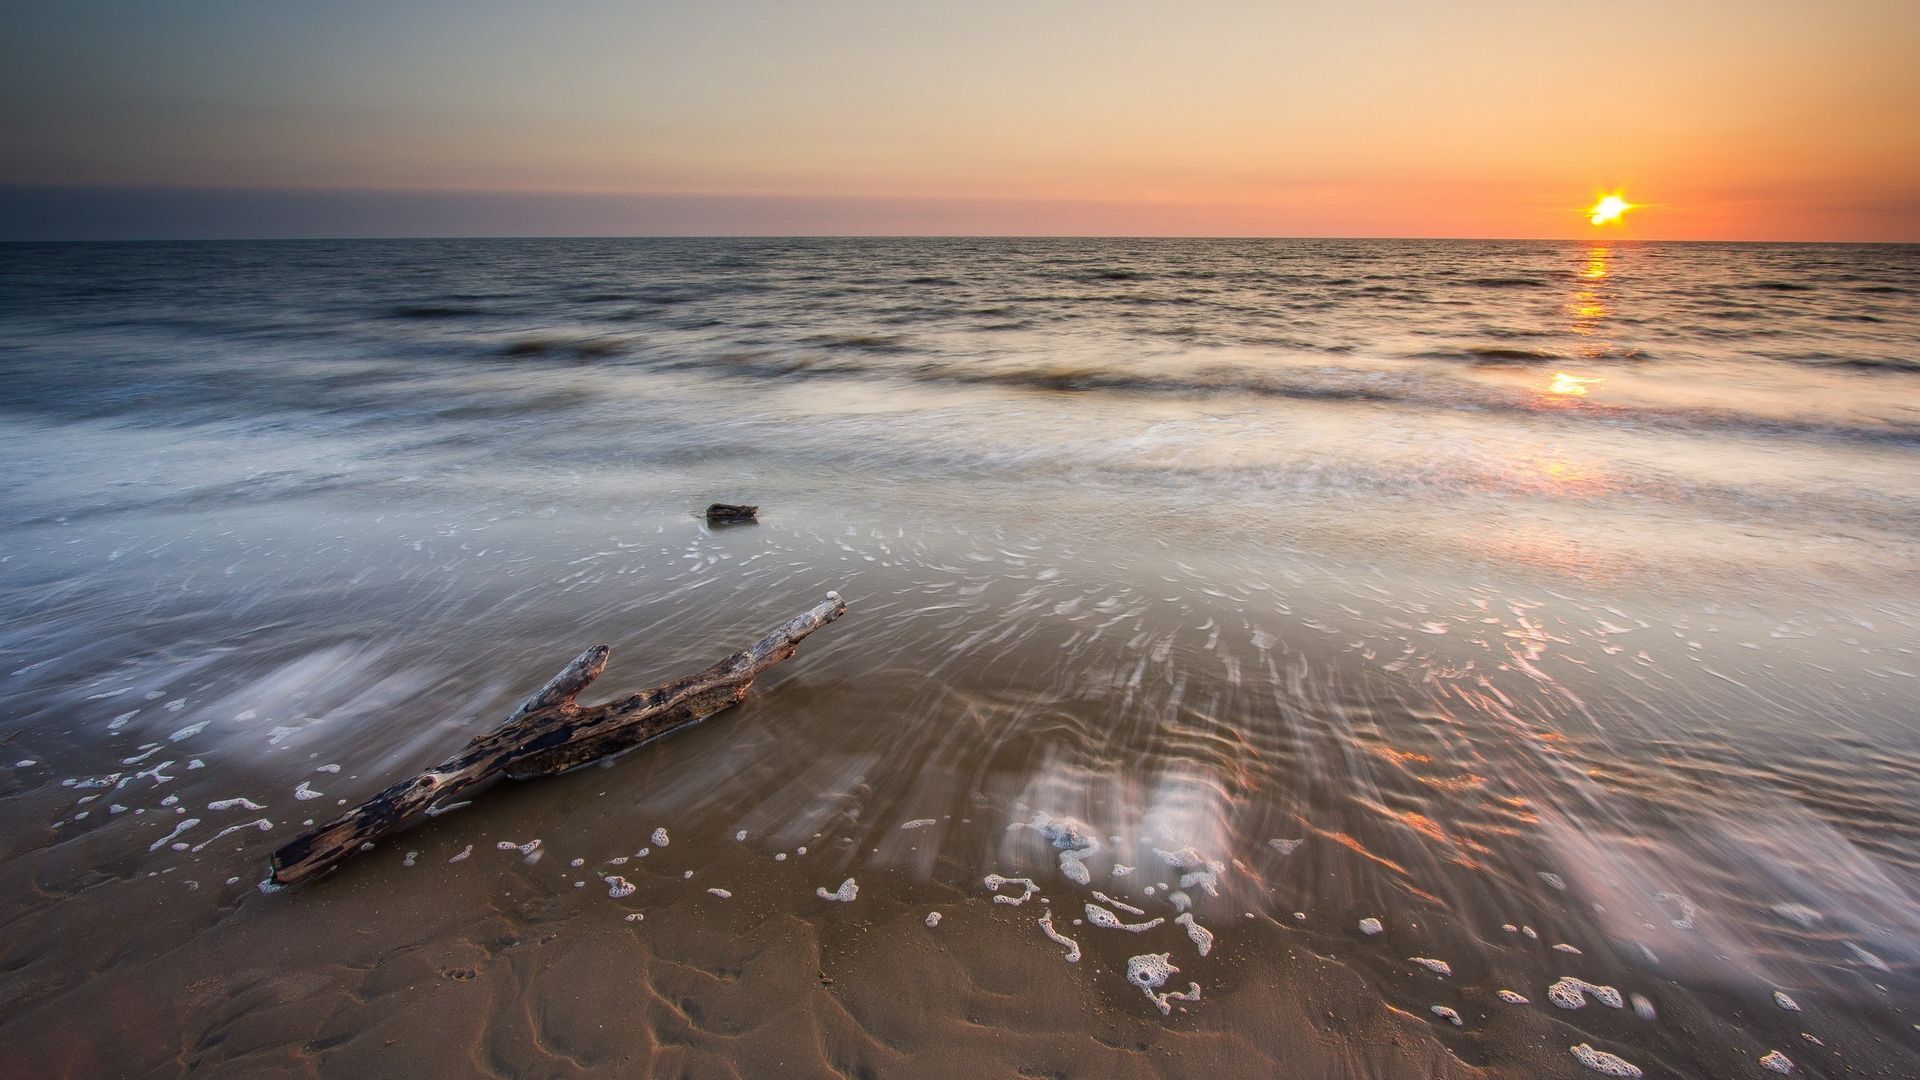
[1,238,1917,1078]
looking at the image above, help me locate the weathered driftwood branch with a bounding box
[268,591,847,886]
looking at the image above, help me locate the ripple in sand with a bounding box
[816,878,858,902]
[1409,957,1451,976]
[1126,953,1201,1016]
[1086,903,1163,933]
[1570,1043,1642,1077]
[1038,909,1081,962]
[1430,1005,1462,1025]
[1549,977,1624,1010]
[1359,917,1384,935]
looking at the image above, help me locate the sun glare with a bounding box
[1588,195,1632,226]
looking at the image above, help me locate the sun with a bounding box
[1588,194,1632,226]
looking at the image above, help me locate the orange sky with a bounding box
[3,1,1916,239]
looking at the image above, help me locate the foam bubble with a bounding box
[206,798,267,811]
[148,818,199,851]
[925,912,942,927]
[1086,903,1163,932]
[1548,977,1624,1010]
[1175,913,1214,956]
[1498,990,1529,1004]
[1037,909,1081,963]
[1430,1005,1462,1026]
[1092,891,1144,916]
[1125,953,1201,1015]
[650,827,669,847]
[1553,943,1583,954]
[1409,957,1451,976]
[901,819,936,830]
[449,845,472,863]
[606,876,636,898]
[1570,1044,1642,1077]
[293,781,323,801]
[1759,1051,1793,1074]
[707,888,732,899]
[1773,990,1800,1011]
[1268,838,1303,855]
[1359,917,1384,935]
[985,874,1039,905]
[817,878,858,902]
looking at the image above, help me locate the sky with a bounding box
[2,0,1917,241]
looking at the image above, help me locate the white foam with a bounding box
[1085,903,1164,932]
[606,876,636,898]
[901,819,937,830]
[1553,943,1583,954]
[1175,913,1214,956]
[1409,957,1451,976]
[707,887,732,899]
[817,878,858,902]
[449,845,472,863]
[149,818,199,851]
[1497,990,1529,1004]
[925,911,942,927]
[1538,871,1567,890]
[1111,864,1134,877]
[650,827,669,847]
[1092,891,1144,916]
[1773,990,1800,1011]
[1125,953,1201,1015]
[1570,1044,1641,1077]
[985,874,1039,905]
[1359,917,1384,935]
[1548,977,1624,1010]
[1268,838,1303,855]
[1430,1005,1462,1026]
[1038,909,1081,962]
[1759,1051,1793,1074]
[293,781,323,801]
[207,797,267,811]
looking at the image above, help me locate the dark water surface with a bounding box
[2,238,1918,1078]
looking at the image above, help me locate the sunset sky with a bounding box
[3,0,1916,240]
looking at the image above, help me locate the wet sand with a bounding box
[3,239,1918,1078]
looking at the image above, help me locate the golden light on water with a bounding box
[1588,194,1632,226]
[1550,371,1601,396]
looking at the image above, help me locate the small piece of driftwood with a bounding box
[706,503,758,524]
[268,592,847,886]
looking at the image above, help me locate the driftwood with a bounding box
[706,503,758,524]
[268,592,847,886]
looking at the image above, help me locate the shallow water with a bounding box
[2,238,1917,1078]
